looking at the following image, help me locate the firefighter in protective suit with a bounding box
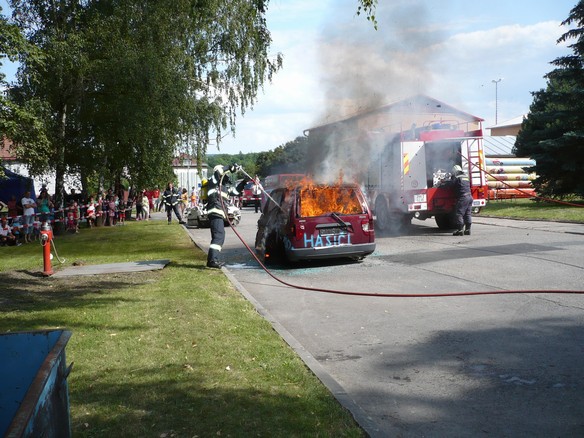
[163,181,185,225]
[451,164,473,236]
[206,164,247,268]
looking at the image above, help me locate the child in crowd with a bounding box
[31,219,41,241]
[108,196,117,226]
[180,188,188,216]
[86,196,97,227]
[135,192,143,221]
[0,216,21,246]
[118,197,126,225]
[10,216,23,242]
[141,190,150,220]
[67,200,80,233]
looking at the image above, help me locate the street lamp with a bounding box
[492,78,502,124]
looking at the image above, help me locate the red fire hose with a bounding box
[218,171,584,298]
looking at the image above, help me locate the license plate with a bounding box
[319,227,346,236]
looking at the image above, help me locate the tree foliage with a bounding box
[356,0,378,29]
[254,136,309,177]
[515,1,584,198]
[1,0,376,202]
[3,0,282,204]
[206,152,260,179]
[204,136,310,180]
[0,5,49,167]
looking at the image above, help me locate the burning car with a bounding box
[255,179,375,263]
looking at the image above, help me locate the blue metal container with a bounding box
[0,330,73,438]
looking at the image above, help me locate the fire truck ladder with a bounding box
[465,138,486,186]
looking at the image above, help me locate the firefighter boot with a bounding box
[464,225,471,235]
[207,260,225,269]
[453,228,464,236]
[206,248,225,269]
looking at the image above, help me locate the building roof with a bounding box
[305,94,484,134]
[171,153,208,168]
[487,114,526,130]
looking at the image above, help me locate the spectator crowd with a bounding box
[0,184,187,248]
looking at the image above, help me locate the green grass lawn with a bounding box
[0,221,364,437]
[479,198,584,223]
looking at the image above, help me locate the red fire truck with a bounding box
[303,96,489,232]
[365,121,488,231]
[240,180,257,207]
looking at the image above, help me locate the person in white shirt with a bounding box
[21,191,37,243]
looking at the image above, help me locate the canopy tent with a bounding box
[0,167,37,205]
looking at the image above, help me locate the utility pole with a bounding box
[492,78,502,124]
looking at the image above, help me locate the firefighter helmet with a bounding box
[213,165,224,176]
[452,165,463,175]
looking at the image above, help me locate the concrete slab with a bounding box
[52,259,170,277]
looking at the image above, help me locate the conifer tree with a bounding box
[515,1,584,198]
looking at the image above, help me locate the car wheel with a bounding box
[265,232,285,264]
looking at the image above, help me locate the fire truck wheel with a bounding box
[435,213,457,230]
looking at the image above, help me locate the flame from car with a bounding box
[292,177,364,217]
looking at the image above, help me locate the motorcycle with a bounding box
[186,201,241,228]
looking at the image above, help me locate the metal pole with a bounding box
[492,78,502,124]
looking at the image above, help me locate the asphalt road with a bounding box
[185,209,584,437]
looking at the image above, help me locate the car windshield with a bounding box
[244,181,255,190]
[298,186,364,217]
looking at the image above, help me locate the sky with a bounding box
[215,0,576,154]
[1,0,578,155]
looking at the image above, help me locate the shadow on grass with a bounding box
[70,364,359,437]
[165,261,209,271]
[0,270,149,330]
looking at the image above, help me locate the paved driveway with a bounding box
[186,210,584,437]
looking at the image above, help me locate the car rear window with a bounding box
[298,186,364,217]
